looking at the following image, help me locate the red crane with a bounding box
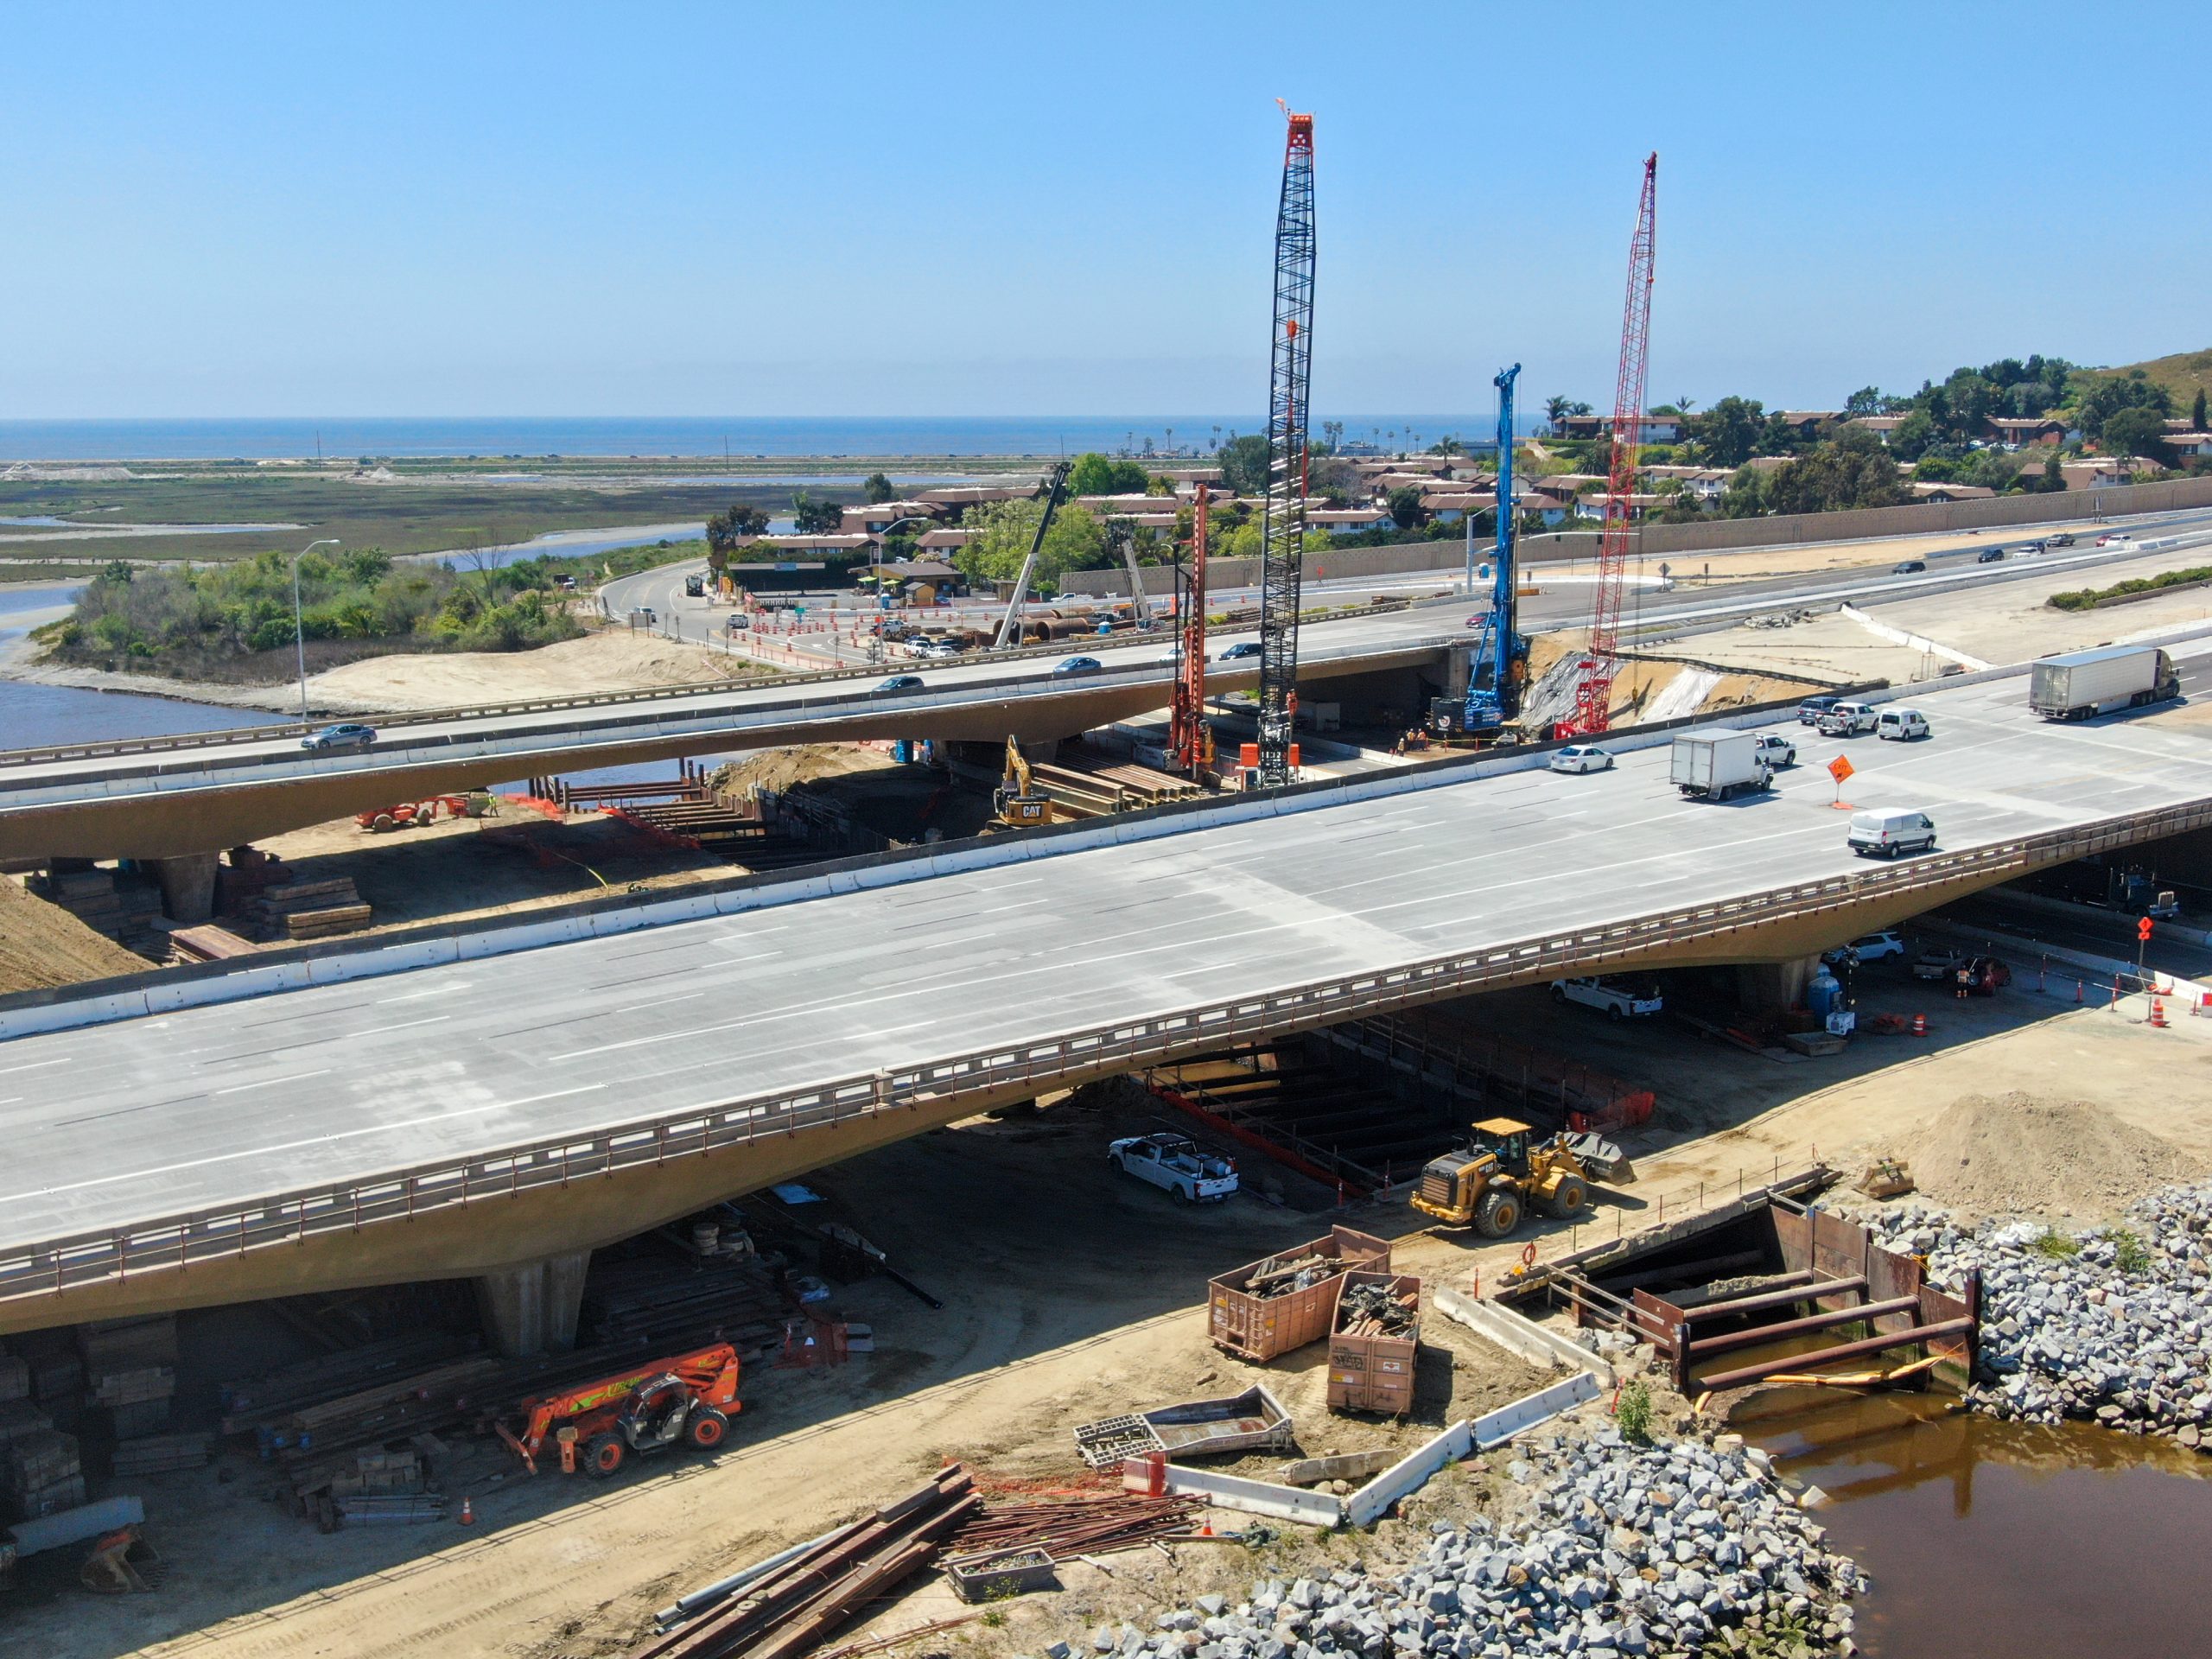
[1567,152,1658,738]
[1171,484,1214,777]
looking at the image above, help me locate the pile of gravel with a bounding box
[1058,1431,1865,1659]
[1836,1185,2212,1443]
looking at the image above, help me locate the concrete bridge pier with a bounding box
[474,1249,589,1357]
[152,852,219,924]
[1734,955,1819,1013]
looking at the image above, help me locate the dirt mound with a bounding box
[0,876,149,994]
[1902,1090,2203,1220]
[709,744,889,797]
[300,628,777,714]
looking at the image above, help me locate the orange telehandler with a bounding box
[494,1343,741,1478]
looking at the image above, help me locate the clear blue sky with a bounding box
[7,2,2207,420]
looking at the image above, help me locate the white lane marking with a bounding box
[0,1058,70,1077]
[378,984,468,1004]
[0,1084,608,1206]
[216,1070,334,1096]
[343,1015,454,1040]
[610,993,706,1016]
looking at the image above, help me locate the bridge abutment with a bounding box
[474,1249,589,1357]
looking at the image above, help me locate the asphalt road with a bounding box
[3,647,2209,1255]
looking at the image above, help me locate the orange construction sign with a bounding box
[1827,754,1855,784]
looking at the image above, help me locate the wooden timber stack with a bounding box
[31,868,166,957]
[80,1316,178,1439]
[240,876,372,942]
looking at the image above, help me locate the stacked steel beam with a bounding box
[636,1465,982,1659]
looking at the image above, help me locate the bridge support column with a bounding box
[1734,956,1818,1013]
[474,1249,589,1357]
[152,852,219,924]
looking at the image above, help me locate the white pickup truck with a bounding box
[1551,976,1664,1020]
[1108,1135,1238,1203]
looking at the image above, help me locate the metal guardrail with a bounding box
[5,791,2207,1305]
[0,595,1433,772]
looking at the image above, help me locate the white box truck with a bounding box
[2030,645,2179,720]
[1670,730,1772,801]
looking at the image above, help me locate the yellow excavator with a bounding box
[1409,1116,1637,1238]
[991,734,1051,828]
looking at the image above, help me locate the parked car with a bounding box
[1910,950,2012,995]
[1217,640,1264,661]
[1822,929,1907,967]
[1977,547,2005,564]
[1876,708,1929,741]
[1551,976,1664,1020]
[1816,701,1879,736]
[1798,696,1840,726]
[1549,744,1614,774]
[1752,733,1797,768]
[912,638,966,658]
[1847,806,1938,859]
[302,722,378,751]
[1892,560,1926,575]
[1053,655,1103,676]
[876,674,925,694]
[1107,1134,1237,1203]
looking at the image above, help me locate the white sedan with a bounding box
[1108,1135,1238,1203]
[1549,744,1615,774]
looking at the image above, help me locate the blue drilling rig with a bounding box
[1433,364,1529,741]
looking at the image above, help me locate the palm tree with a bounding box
[1543,396,1573,435]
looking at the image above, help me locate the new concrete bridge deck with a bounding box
[1,648,2208,1334]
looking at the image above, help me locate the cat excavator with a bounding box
[1409,1116,1636,1238]
[991,734,1051,828]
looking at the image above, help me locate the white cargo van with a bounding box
[1876,709,1929,741]
[1847,808,1937,859]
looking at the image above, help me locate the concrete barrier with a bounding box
[1344,1420,1473,1527]
[1837,603,1992,671]
[1471,1370,1603,1450]
[1160,1463,1345,1526]
[1433,1287,1614,1385]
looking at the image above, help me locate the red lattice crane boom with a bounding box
[1567,152,1658,738]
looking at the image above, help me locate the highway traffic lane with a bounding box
[3,672,2207,1250]
[0,601,1457,795]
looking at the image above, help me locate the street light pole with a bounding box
[291,537,341,721]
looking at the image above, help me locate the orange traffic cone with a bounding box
[1910,1013,1928,1036]
[2150,996,2169,1029]
[457,1497,475,1526]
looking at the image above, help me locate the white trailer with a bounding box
[2030,645,2179,721]
[1669,730,1771,801]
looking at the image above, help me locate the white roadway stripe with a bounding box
[378,983,471,1003]
[0,1058,71,1076]
[215,1070,334,1096]
[0,1084,608,1208]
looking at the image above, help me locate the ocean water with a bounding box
[0,416,1497,462]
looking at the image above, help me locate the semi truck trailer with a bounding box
[2029,645,2179,721]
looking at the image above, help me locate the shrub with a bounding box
[1615,1378,1654,1444]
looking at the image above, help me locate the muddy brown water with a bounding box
[1731,1384,2212,1657]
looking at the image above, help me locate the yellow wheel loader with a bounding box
[1409,1116,1637,1239]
